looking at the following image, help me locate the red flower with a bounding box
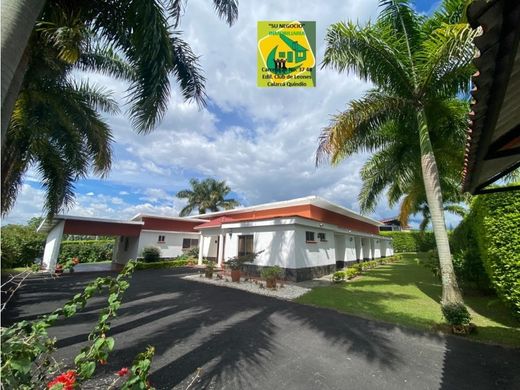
[117,367,129,377]
[48,370,76,390]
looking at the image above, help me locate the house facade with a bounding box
[38,196,393,281]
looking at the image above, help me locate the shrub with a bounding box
[59,240,114,264]
[135,259,193,270]
[141,246,161,263]
[332,271,346,283]
[441,303,471,326]
[261,266,283,280]
[186,247,199,258]
[345,268,359,279]
[1,222,46,268]
[450,190,520,316]
[380,231,437,253]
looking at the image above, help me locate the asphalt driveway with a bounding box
[3,269,520,390]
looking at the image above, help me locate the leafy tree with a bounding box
[177,178,240,216]
[1,0,239,216]
[1,219,46,269]
[317,0,476,304]
[2,0,239,146]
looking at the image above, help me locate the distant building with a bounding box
[379,217,410,232]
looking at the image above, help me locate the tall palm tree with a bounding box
[1,0,239,145]
[2,0,239,215]
[1,14,121,216]
[316,0,476,305]
[177,178,240,216]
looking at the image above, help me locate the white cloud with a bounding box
[5,0,446,229]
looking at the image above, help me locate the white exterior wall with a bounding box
[355,237,362,260]
[294,225,336,268]
[345,235,357,261]
[374,239,381,258]
[221,225,296,267]
[137,230,200,258]
[113,236,140,265]
[42,220,65,270]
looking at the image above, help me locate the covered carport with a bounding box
[37,216,144,271]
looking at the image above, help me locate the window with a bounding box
[317,232,327,242]
[182,238,199,250]
[157,235,165,243]
[238,235,254,256]
[305,231,315,242]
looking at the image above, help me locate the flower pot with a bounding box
[265,278,276,289]
[231,269,241,282]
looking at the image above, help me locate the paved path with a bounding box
[3,269,519,390]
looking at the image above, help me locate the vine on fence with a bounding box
[1,260,156,389]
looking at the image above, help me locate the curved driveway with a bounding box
[3,269,519,389]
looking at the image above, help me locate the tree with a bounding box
[1,0,239,216]
[1,0,239,146]
[316,0,476,305]
[1,218,46,269]
[1,13,121,216]
[177,178,240,216]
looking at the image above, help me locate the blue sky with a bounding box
[4,0,461,229]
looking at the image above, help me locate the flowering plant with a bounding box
[48,370,77,390]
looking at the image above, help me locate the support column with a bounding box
[198,235,204,265]
[42,220,65,271]
[217,233,224,267]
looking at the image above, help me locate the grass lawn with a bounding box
[296,253,520,347]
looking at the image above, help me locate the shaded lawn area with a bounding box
[296,253,520,347]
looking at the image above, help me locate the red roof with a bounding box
[194,216,238,229]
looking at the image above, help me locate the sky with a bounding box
[4,0,461,229]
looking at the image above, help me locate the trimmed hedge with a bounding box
[380,231,436,253]
[135,259,195,270]
[467,190,519,316]
[58,240,114,264]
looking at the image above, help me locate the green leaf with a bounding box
[79,361,96,379]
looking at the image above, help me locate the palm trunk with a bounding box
[1,0,45,147]
[417,110,463,305]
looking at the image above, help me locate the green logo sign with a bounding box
[257,21,316,87]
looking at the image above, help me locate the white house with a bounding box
[38,196,393,281]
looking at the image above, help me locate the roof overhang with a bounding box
[188,196,383,227]
[463,0,520,194]
[37,215,144,236]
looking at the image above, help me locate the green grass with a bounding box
[1,267,33,275]
[296,253,520,347]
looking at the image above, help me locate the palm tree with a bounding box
[2,0,239,216]
[177,178,240,216]
[316,0,476,305]
[1,0,239,146]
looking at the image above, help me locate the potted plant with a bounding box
[205,261,215,278]
[441,302,476,335]
[225,250,264,283]
[261,266,282,288]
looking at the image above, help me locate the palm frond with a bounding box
[316,91,409,165]
[322,21,414,96]
[170,33,207,106]
[212,0,239,26]
[416,23,477,98]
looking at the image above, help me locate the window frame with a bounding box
[317,232,327,242]
[305,231,316,243]
[238,234,254,257]
[157,235,166,243]
[182,238,199,250]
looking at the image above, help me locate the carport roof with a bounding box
[37,215,144,234]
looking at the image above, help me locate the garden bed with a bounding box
[182,273,310,300]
